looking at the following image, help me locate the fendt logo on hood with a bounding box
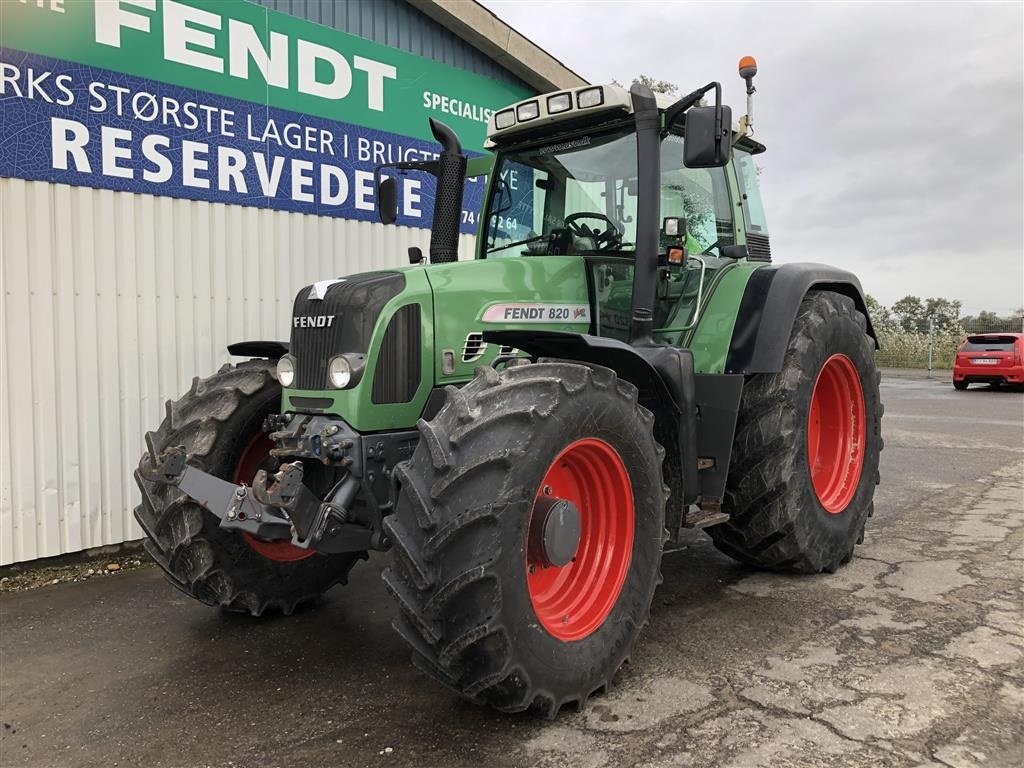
[294,315,336,328]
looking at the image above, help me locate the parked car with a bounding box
[953,333,1024,390]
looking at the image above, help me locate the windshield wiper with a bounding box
[487,233,551,254]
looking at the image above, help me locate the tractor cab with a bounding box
[480,82,769,346]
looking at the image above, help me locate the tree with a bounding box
[891,295,927,333]
[924,297,963,332]
[612,75,678,95]
[865,294,895,332]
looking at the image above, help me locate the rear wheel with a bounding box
[382,361,667,716]
[135,361,361,615]
[708,291,882,573]
[954,380,968,391]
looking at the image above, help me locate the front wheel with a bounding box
[135,361,362,615]
[708,291,883,573]
[382,361,667,716]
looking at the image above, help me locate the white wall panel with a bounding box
[0,178,476,564]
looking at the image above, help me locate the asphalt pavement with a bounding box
[1,376,1022,768]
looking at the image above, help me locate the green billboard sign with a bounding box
[1,0,530,152]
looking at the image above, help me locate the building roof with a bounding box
[407,1,589,92]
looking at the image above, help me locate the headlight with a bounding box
[547,93,572,114]
[494,109,515,129]
[276,355,295,387]
[577,87,604,109]
[328,355,352,389]
[516,100,539,121]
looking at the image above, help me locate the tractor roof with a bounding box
[486,83,766,155]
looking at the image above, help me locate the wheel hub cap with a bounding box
[529,497,582,568]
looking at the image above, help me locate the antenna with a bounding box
[738,55,757,136]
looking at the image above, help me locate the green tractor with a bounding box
[136,57,882,717]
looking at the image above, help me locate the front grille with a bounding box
[747,232,772,260]
[372,304,422,404]
[290,272,404,390]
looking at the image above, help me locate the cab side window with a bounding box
[735,149,771,258]
[660,137,734,255]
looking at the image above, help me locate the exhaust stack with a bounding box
[427,118,467,264]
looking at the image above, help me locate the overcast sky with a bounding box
[481,1,1023,315]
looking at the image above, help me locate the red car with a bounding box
[953,333,1024,390]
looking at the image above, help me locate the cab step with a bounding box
[682,506,730,529]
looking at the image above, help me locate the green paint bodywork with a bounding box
[280,254,764,429]
[685,262,764,373]
[282,256,592,431]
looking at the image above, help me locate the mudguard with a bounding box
[482,330,701,505]
[227,340,289,359]
[726,263,878,375]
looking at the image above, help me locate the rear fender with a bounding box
[726,263,878,375]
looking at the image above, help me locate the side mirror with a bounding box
[377,176,398,225]
[683,104,732,168]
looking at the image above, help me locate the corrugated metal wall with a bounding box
[250,0,530,89]
[0,177,476,564]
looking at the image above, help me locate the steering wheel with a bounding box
[564,212,622,250]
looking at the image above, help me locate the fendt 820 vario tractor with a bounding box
[137,58,881,717]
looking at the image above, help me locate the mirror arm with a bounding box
[373,159,440,188]
[662,81,722,134]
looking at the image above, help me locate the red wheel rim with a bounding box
[807,354,866,514]
[234,432,315,563]
[526,438,634,641]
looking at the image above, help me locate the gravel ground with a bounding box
[1,375,1021,768]
[0,551,149,593]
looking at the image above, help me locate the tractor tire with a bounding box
[707,291,882,573]
[134,360,361,615]
[382,361,667,717]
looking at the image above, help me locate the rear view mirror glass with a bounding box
[377,177,398,225]
[684,105,733,168]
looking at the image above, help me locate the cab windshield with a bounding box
[483,125,734,259]
[483,126,639,256]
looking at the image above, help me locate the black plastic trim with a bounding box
[726,263,878,374]
[372,304,422,404]
[419,387,448,421]
[289,396,333,411]
[694,374,744,502]
[227,340,288,359]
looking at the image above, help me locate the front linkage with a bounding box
[140,413,412,556]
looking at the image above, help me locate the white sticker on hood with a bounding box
[481,303,591,323]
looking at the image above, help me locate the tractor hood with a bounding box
[280,256,591,432]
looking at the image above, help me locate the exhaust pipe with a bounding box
[427,118,467,264]
[628,83,660,345]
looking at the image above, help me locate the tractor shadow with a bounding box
[146,533,817,764]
